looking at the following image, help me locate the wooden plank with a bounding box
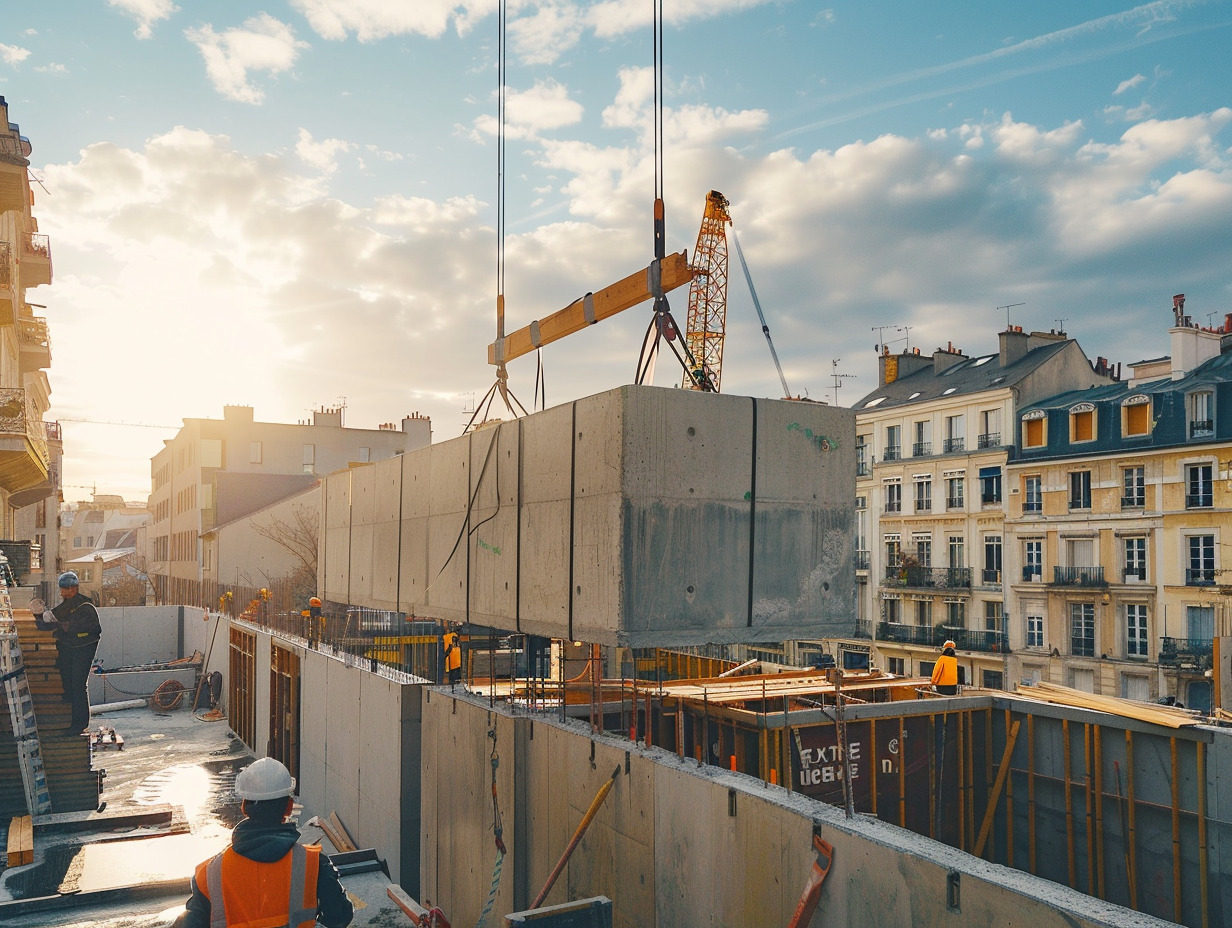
[8,815,33,867]
[328,812,357,852]
[487,251,693,365]
[973,720,1020,859]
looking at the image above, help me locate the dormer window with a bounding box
[1189,391,1214,438]
[1069,403,1096,443]
[1022,410,1047,449]
[1121,394,1151,438]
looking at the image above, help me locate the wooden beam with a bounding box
[7,815,32,867]
[973,719,1021,858]
[487,251,694,366]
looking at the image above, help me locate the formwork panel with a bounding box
[370,519,401,609]
[327,385,855,646]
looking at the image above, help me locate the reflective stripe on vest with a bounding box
[202,843,318,928]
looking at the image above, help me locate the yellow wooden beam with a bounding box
[488,251,694,366]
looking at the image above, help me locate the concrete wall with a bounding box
[323,385,856,646]
[94,605,183,669]
[211,483,320,586]
[420,692,1174,928]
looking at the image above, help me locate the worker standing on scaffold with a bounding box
[931,639,959,695]
[443,623,461,687]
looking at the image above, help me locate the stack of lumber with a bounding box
[1016,681,1200,729]
[0,610,99,816]
[6,814,32,866]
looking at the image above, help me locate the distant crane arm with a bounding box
[731,230,791,399]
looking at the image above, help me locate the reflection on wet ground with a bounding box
[4,750,251,899]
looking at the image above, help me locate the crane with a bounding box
[681,190,731,392]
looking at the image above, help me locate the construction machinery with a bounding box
[681,190,732,392]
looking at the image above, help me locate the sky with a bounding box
[2,0,1231,503]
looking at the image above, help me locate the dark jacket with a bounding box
[51,593,102,649]
[183,819,354,928]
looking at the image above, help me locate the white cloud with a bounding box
[289,0,489,42]
[1115,73,1146,95]
[509,2,586,66]
[35,62,68,74]
[0,44,31,68]
[295,128,352,173]
[589,0,777,39]
[185,14,308,105]
[108,0,179,40]
[475,80,585,141]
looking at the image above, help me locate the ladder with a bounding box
[0,555,52,815]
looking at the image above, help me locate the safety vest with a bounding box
[931,654,958,687]
[444,632,461,672]
[197,843,319,928]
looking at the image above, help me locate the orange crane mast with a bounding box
[681,190,732,392]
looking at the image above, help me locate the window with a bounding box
[80,569,93,582]
[884,481,902,513]
[885,425,902,461]
[1121,674,1150,701]
[914,477,932,512]
[85,536,95,547]
[887,657,906,676]
[1186,463,1213,508]
[1071,668,1095,693]
[1187,604,1215,641]
[1126,604,1148,658]
[1022,412,1047,449]
[303,444,316,473]
[884,597,902,623]
[885,537,901,568]
[1066,537,1095,568]
[948,535,965,568]
[1123,398,1151,437]
[856,436,870,476]
[1122,466,1145,508]
[944,415,965,453]
[1069,404,1096,443]
[1024,540,1043,581]
[1023,475,1042,513]
[982,669,1004,691]
[984,600,1004,631]
[913,420,931,457]
[1189,391,1214,437]
[920,661,935,679]
[914,536,932,566]
[73,536,82,548]
[946,600,965,626]
[1071,602,1095,657]
[979,467,1002,504]
[1026,612,1044,648]
[982,535,1002,584]
[1119,536,1147,582]
[1068,471,1091,510]
[914,599,933,626]
[946,475,964,509]
[1187,534,1215,585]
[250,441,263,464]
[978,409,1001,448]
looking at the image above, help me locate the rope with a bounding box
[475,724,506,928]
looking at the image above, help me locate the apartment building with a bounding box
[0,97,54,545]
[1007,297,1232,710]
[148,404,431,604]
[842,326,1118,688]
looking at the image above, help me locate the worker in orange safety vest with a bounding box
[178,757,353,928]
[930,639,959,696]
[443,624,462,687]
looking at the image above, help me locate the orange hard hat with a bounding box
[309,597,322,607]
[943,640,956,650]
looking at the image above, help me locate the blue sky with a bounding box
[2,0,1230,501]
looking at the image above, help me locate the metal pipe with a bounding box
[530,765,621,910]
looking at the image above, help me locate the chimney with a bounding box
[401,412,432,449]
[999,326,1030,367]
[878,348,930,386]
[1172,293,1188,327]
[933,342,966,375]
[312,407,343,428]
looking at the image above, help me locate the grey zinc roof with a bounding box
[853,340,1070,411]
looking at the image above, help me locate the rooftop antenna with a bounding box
[897,325,913,353]
[1054,317,1068,335]
[830,359,856,406]
[871,324,901,353]
[998,302,1025,329]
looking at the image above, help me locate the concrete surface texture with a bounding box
[419,690,1179,928]
[322,384,857,646]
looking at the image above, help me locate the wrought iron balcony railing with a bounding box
[883,566,972,589]
[977,432,1001,449]
[1052,566,1106,587]
[857,461,870,477]
[1121,494,1145,509]
[912,441,932,457]
[855,550,870,570]
[853,619,874,639]
[884,445,902,461]
[877,622,940,646]
[1021,566,1044,582]
[980,568,1002,585]
[1189,419,1214,438]
[1159,636,1213,670]
[943,437,965,453]
[951,626,1011,654]
[1186,492,1213,509]
[20,232,50,260]
[884,499,902,513]
[945,496,964,509]
[1185,568,1216,586]
[0,386,50,470]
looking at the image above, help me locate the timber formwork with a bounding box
[0,612,99,815]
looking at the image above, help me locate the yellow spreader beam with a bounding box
[488,251,693,366]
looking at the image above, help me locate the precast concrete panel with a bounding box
[298,649,330,803]
[323,473,352,605]
[424,434,471,618]
[323,657,363,829]
[357,671,406,880]
[253,630,273,758]
[369,457,404,608]
[398,450,432,612]
[466,423,521,628]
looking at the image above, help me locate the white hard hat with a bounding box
[235,757,296,800]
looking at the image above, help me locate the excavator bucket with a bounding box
[786,834,834,928]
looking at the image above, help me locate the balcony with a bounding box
[977,432,1001,449]
[1159,636,1213,670]
[884,444,902,461]
[884,499,902,513]
[0,386,50,492]
[980,568,1002,585]
[912,441,932,457]
[1021,566,1044,582]
[1186,492,1213,509]
[914,499,932,513]
[857,462,870,477]
[855,550,870,570]
[1189,419,1214,439]
[943,437,965,453]
[883,566,972,589]
[945,496,964,510]
[17,314,50,373]
[950,626,1011,654]
[877,622,941,646]
[853,620,874,640]
[19,232,51,287]
[1052,566,1106,587]
[1185,568,1216,587]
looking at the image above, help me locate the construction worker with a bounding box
[931,639,959,696]
[443,623,461,686]
[180,757,353,928]
[51,571,102,733]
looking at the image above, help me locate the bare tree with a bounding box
[251,504,319,605]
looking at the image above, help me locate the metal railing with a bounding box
[977,432,1001,449]
[1185,568,1216,586]
[1052,566,1106,586]
[18,315,49,349]
[854,619,874,639]
[1122,566,1147,582]
[943,437,964,453]
[884,499,902,512]
[980,568,1002,585]
[912,442,932,457]
[1121,495,1145,509]
[877,622,940,646]
[883,566,972,589]
[884,445,902,461]
[945,496,964,509]
[1189,419,1214,437]
[20,232,50,260]
[1186,492,1213,509]
[0,386,50,470]
[952,627,1010,653]
[857,462,870,477]
[855,550,870,570]
[1159,636,1213,669]
[914,498,932,512]
[1021,566,1044,582]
